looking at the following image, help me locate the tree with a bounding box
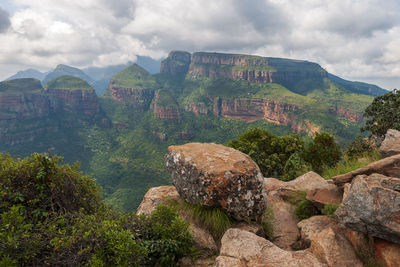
[362,89,400,139]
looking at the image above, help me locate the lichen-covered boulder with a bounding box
[379,129,400,158]
[335,173,400,244]
[165,143,266,221]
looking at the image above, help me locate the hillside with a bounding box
[0,51,388,212]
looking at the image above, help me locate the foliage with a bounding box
[282,152,312,181]
[111,64,157,89]
[288,191,319,220]
[321,204,339,217]
[0,153,195,266]
[321,153,381,180]
[305,132,342,174]
[0,78,42,93]
[362,89,400,139]
[46,75,94,91]
[344,134,375,160]
[228,128,306,178]
[169,199,233,240]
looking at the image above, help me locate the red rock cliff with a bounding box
[47,89,99,116]
[150,91,181,121]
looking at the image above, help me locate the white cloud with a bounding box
[0,0,399,89]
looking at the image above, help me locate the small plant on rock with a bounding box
[321,203,339,218]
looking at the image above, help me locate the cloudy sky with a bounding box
[0,0,399,89]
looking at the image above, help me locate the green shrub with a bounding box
[305,132,342,174]
[321,204,339,217]
[0,152,195,267]
[282,152,312,181]
[345,135,375,160]
[288,191,319,220]
[228,128,306,178]
[261,207,274,240]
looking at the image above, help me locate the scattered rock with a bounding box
[335,173,400,244]
[136,186,179,215]
[165,143,266,221]
[374,238,400,267]
[298,216,338,246]
[309,228,363,267]
[340,229,375,262]
[216,228,324,267]
[179,256,216,267]
[136,186,218,256]
[306,184,342,210]
[265,171,329,200]
[333,154,400,187]
[379,129,400,158]
[234,222,264,237]
[267,195,300,250]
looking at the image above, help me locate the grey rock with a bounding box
[380,129,400,158]
[335,173,400,244]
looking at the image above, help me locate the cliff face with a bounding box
[329,106,363,122]
[150,91,180,121]
[160,51,191,76]
[47,89,99,116]
[109,83,155,111]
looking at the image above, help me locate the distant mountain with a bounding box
[136,56,162,74]
[42,64,93,86]
[6,68,47,81]
[327,73,387,96]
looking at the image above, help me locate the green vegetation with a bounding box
[0,153,195,266]
[321,204,339,217]
[344,135,376,160]
[168,199,233,240]
[262,207,274,240]
[362,89,400,139]
[288,191,319,220]
[0,78,43,93]
[111,64,157,89]
[46,75,93,91]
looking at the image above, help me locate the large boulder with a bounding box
[165,143,266,220]
[333,154,400,187]
[306,184,342,210]
[335,173,400,244]
[136,186,179,215]
[379,129,400,158]
[215,228,324,267]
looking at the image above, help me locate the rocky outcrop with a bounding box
[136,186,179,215]
[333,154,400,187]
[165,143,266,221]
[215,228,324,267]
[150,91,180,121]
[160,51,191,76]
[329,105,363,122]
[47,88,99,116]
[335,173,400,244]
[379,129,400,158]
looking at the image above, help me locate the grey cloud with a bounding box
[0,6,10,33]
[101,0,136,18]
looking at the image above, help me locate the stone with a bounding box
[165,143,266,221]
[136,186,179,215]
[179,256,216,267]
[267,195,300,250]
[374,238,400,267]
[333,154,400,187]
[264,171,329,200]
[379,129,400,158]
[136,186,218,256]
[340,229,374,262]
[298,216,338,246]
[234,222,265,237]
[306,184,342,210]
[309,228,363,267]
[335,173,400,244]
[216,228,324,267]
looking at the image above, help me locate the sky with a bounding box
[0,0,399,89]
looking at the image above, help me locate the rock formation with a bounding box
[335,173,400,244]
[379,129,400,158]
[165,143,266,221]
[150,90,180,121]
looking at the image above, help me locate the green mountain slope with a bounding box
[42,64,93,85]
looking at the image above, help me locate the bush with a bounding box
[362,89,400,140]
[345,134,375,160]
[288,191,319,220]
[0,153,195,266]
[305,132,342,174]
[228,128,306,178]
[282,152,312,181]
